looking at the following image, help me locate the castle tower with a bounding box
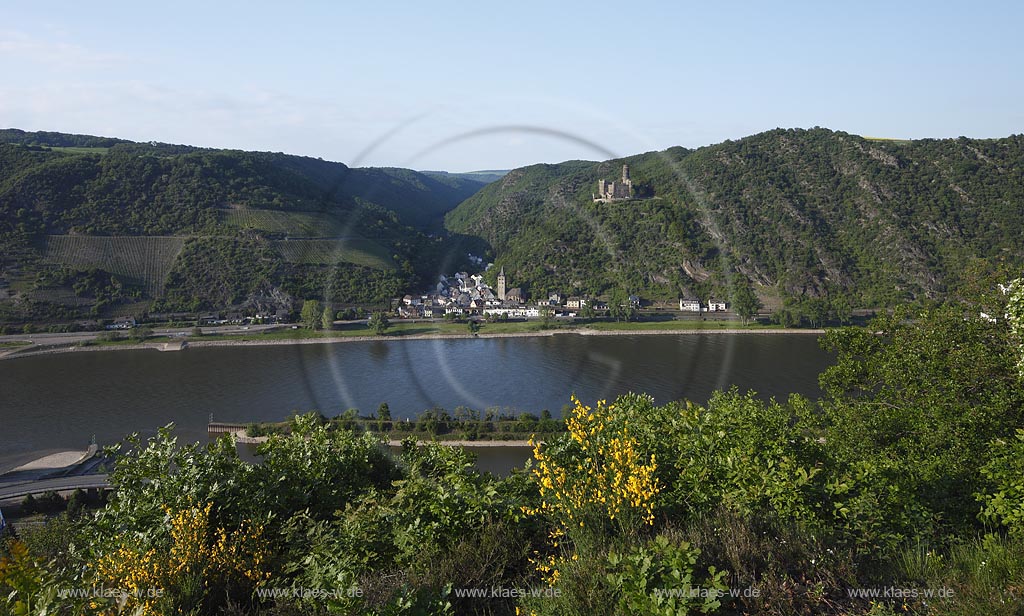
[622,164,630,183]
[497,266,507,301]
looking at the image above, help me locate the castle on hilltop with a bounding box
[593,164,633,202]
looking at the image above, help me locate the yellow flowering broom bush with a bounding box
[93,501,271,615]
[521,395,729,615]
[527,395,661,539]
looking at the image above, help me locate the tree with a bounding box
[321,305,334,330]
[368,312,390,335]
[130,326,153,342]
[803,297,829,328]
[820,303,1024,530]
[608,289,637,322]
[731,281,762,325]
[771,308,798,328]
[830,295,853,325]
[377,402,391,432]
[301,299,324,330]
[579,303,597,320]
[467,320,480,334]
[539,307,556,329]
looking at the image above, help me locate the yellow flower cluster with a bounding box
[528,396,660,528]
[529,550,561,586]
[94,501,271,615]
[0,540,43,596]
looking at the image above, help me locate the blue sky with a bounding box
[2,1,1021,170]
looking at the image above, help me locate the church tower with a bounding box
[497,266,507,301]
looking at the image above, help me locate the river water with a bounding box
[0,333,832,472]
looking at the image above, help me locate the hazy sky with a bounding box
[2,1,1022,170]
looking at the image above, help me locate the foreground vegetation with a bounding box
[3,281,1024,615]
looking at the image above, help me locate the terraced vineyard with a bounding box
[272,239,394,269]
[42,236,186,296]
[221,209,354,237]
[28,288,93,307]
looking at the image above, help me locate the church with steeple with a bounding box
[497,266,507,301]
[495,266,523,303]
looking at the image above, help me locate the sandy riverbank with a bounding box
[0,448,95,482]
[0,326,827,360]
[8,450,90,472]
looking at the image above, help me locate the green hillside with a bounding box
[220,209,358,238]
[348,167,487,229]
[41,236,185,296]
[445,129,1024,308]
[272,239,394,268]
[0,130,486,324]
[421,169,508,185]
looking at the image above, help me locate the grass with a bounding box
[863,136,913,144]
[173,317,801,344]
[45,144,110,153]
[221,209,355,237]
[0,340,32,349]
[84,335,152,347]
[582,318,783,331]
[889,535,1024,615]
[272,238,394,269]
[224,209,398,269]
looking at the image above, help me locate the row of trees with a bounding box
[300,299,391,335]
[320,404,564,438]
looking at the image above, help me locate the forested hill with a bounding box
[0,130,489,324]
[0,129,486,231]
[445,128,1024,308]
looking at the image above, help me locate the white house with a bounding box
[679,298,701,312]
[106,316,136,330]
[707,299,727,312]
[484,306,541,319]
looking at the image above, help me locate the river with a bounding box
[0,333,833,472]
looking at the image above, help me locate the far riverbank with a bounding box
[0,324,827,361]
